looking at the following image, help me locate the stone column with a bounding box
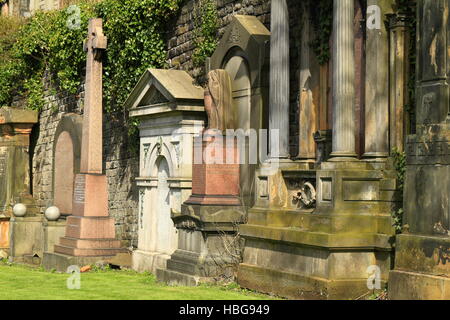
[297,7,318,162]
[269,0,290,159]
[330,0,357,160]
[388,13,409,152]
[364,0,390,160]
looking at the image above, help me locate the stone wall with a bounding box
[166,0,302,156]
[24,74,139,248]
[23,0,307,249]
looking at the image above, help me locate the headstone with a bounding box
[389,0,450,300]
[209,15,270,210]
[126,68,205,274]
[52,113,82,216]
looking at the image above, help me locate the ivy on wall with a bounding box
[0,0,182,113]
[391,148,406,234]
[192,0,218,67]
[309,0,333,66]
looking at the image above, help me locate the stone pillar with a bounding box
[330,0,357,160]
[388,13,409,152]
[269,0,290,159]
[80,18,106,174]
[297,7,318,162]
[363,0,390,160]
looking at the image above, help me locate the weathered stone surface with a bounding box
[389,0,450,300]
[128,68,205,274]
[48,19,123,261]
[204,70,234,131]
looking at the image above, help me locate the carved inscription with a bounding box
[73,174,86,204]
[406,140,450,164]
[0,149,7,176]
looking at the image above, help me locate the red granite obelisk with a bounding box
[54,19,122,257]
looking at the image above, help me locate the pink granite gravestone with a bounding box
[54,19,122,257]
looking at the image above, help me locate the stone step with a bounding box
[54,244,123,257]
[59,237,121,249]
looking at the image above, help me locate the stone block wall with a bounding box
[21,0,307,249]
[166,0,302,156]
[22,74,139,248]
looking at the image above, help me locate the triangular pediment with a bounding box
[124,69,204,110]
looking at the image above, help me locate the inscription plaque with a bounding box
[73,174,86,204]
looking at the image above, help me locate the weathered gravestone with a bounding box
[53,114,82,216]
[0,107,40,261]
[156,69,246,285]
[43,18,123,271]
[126,69,205,274]
[208,15,270,210]
[389,0,450,300]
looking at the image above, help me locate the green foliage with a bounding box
[0,0,182,116]
[392,148,407,234]
[95,0,181,112]
[192,0,219,67]
[309,0,333,65]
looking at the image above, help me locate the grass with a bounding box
[0,261,274,300]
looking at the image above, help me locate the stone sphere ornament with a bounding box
[45,206,61,221]
[12,203,27,217]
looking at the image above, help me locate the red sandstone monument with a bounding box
[52,18,122,258]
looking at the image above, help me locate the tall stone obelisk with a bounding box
[52,19,122,259]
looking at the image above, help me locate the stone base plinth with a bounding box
[132,250,171,274]
[389,270,450,300]
[238,163,396,299]
[43,219,67,254]
[157,203,246,286]
[238,263,387,300]
[389,234,450,300]
[42,251,121,272]
[238,229,391,300]
[186,137,241,206]
[156,268,206,287]
[9,216,44,263]
[54,173,123,257]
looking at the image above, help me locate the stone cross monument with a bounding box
[49,19,122,264]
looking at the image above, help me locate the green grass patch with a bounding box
[0,262,274,300]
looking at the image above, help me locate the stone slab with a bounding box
[132,250,171,274]
[389,269,450,300]
[0,107,38,124]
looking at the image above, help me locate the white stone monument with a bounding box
[126,69,205,273]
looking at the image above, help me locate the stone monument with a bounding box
[0,107,40,262]
[389,0,450,299]
[237,0,397,299]
[126,68,205,274]
[43,18,123,271]
[157,69,246,285]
